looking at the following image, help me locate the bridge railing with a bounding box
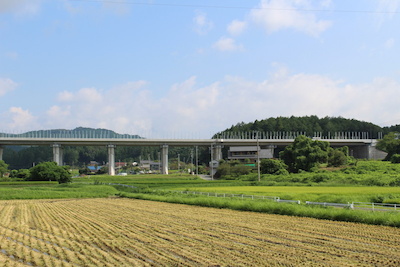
[214,131,383,140]
[0,131,384,140]
[0,131,144,139]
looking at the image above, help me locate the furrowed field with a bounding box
[1,198,399,267]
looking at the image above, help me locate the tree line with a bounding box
[214,115,400,138]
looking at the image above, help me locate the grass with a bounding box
[0,183,119,200]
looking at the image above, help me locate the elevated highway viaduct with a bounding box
[0,137,385,175]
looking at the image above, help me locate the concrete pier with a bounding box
[108,145,116,176]
[0,146,3,162]
[162,144,169,174]
[52,144,63,166]
[213,144,223,162]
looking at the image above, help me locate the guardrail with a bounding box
[352,202,399,212]
[175,191,297,203]
[100,184,400,212]
[306,201,354,209]
[171,191,400,212]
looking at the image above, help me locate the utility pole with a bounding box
[190,148,193,175]
[178,153,180,173]
[195,146,198,176]
[211,143,214,180]
[257,131,261,182]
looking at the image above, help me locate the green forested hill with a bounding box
[215,116,399,138]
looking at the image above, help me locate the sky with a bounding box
[0,0,400,138]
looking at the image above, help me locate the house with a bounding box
[228,146,274,162]
[140,160,161,172]
[115,162,127,168]
[87,165,102,172]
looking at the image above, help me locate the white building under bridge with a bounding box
[228,146,275,162]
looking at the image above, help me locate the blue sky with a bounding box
[1,0,399,138]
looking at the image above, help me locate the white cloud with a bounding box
[384,38,395,49]
[0,78,17,97]
[250,0,332,36]
[373,0,400,28]
[44,81,152,134]
[193,11,213,35]
[213,37,243,52]
[376,0,400,20]
[0,0,41,15]
[3,107,38,131]
[5,70,399,137]
[57,91,74,102]
[227,20,247,36]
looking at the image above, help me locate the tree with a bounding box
[280,135,329,172]
[377,132,400,160]
[260,159,288,175]
[0,160,9,178]
[29,162,72,184]
[17,169,30,179]
[327,146,349,167]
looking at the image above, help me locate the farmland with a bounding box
[1,198,399,266]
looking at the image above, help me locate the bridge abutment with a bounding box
[349,141,387,160]
[0,146,3,162]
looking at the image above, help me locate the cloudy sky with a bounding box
[1,0,399,138]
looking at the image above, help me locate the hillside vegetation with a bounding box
[215,115,400,138]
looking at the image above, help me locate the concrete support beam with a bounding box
[0,146,3,162]
[108,145,116,176]
[52,144,63,166]
[161,145,169,175]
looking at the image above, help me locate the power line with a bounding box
[68,0,400,14]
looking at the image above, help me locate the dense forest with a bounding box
[214,115,400,138]
[2,116,399,169]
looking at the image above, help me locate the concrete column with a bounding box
[213,145,223,162]
[52,144,63,166]
[0,146,3,162]
[161,145,169,175]
[108,145,116,176]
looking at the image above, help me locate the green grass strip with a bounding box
[116,189,400,227]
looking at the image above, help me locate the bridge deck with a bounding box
[0,137,375,147]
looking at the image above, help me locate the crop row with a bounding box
[0,198,399,266]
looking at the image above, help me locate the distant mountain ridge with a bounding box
[1,127,143,139]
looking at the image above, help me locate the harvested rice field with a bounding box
[0,198,399,266]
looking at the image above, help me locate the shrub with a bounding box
[29,162,72,184]
[260,159,287,175]
[390,154,400,163]
[17,169,30,179]
[231,164,251,177]
[328,149,348,167]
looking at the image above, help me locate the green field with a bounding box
[0,183,119,200]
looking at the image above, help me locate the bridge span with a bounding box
[0,136,384,175]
